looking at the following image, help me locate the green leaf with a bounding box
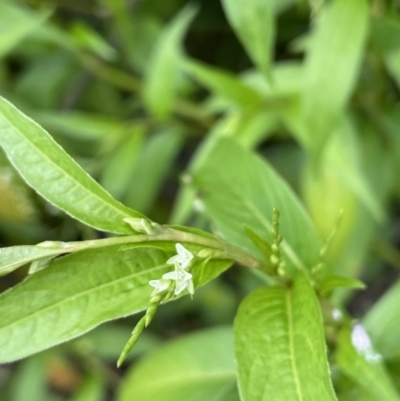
[33,110,125,140]
[193,137,321,273]
[101,127,144,199]
[336,326,400,401]
[0,245,68,276]
[221,0,274,79]
[0,246,231,362]
[301,0,369,151]
[70,374,105,401]
[318,274,365,296]
[234,275,337,401]
[143,4,197,120]
[0,96,144,235]
[183,58,263,107]
[0,2,50,58]
[117,327,239,401]
[125,127,184,214]
[363,280,400,359]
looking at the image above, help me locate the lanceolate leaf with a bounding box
[193,137,321,273]
[301,0,368,152]
[143,4,197,120]
[118,327,239,401]
[0,2,50,58]
[234,275,337,401]
[183,58,263,107]
[0,246,231,362]
[0,96,144,235]
[221,0,274,80]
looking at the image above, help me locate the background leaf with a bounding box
[234,275,337,401]
[221,0,274,79]
[118,327,239,401]
[336,326,400,401]
[0,2,50,58]
[143,4,197,120]
[363,280,400,359]
[301,0,369,151]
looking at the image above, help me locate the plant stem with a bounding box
[62,227,260,269]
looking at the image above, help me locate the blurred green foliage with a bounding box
[1,0,400,400]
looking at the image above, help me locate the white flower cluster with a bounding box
[149,243,195,296]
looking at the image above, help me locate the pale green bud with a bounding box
[124,217,154,234]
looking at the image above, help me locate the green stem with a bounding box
[61,227,260,269]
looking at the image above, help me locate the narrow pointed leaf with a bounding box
[193,137,321,273]
[0,246,231,362]
[0,3,50,57]
[0,96,144,235]
[318,274,365,295]
[221,0,274,79]
[144,5,197,119]
[301,0,369,151]
[118,327,239,401]
[183,59,263,107]
[234,275,337,401]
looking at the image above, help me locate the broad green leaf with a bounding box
[0,244,68,276]
[170,106,277,225]
[183,58,263,108]
[0,2,50,58]
[125,127,184,214]
[221,0,274,79]
[101,127,144,199]
[363,280,400,359]
[234,275,337,401]
[336,326,400,401]
[143,5,197,120]
[193,137,321,273]
[301,0,368,151]
[0,246,231,362]
[0,96,144,235]
[118,327,239,401]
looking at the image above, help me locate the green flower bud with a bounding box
[117,317,146,367]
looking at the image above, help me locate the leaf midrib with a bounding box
[0,104,134,228]
[0,263,169,333]
[286,289,304,401]
[209,168,306,271]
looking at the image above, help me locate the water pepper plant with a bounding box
[1,0,400,400]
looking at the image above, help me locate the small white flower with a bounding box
[167,243,194,270]
[163,264,194,295]
[149,279,171,296]
[351,324,382,363]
